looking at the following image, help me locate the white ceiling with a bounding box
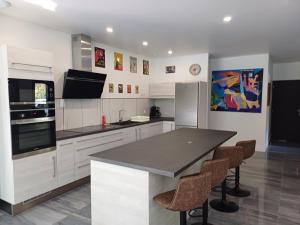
[1,0,300,62]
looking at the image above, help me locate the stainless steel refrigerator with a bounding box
[175,82,208,129]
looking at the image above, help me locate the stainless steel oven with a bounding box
[9,78,56,159]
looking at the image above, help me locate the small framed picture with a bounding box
[109,83,114,93]
[127,84,132,94]
[143,60,149,75]
[118,84,123,93]
[166,65,176,74]
[130,56,137,73]
[95,47,105,68]
[135,85,139,94]
[114,52,123,71]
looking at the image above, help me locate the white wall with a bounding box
[92,43,152,98]
[151,53,209,117]
[273,61,300,81]
[152,53,209,83]
[0,15,152,130]
[0,14,72,98]
[208,54,271,152]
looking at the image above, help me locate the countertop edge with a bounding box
[90,130,237,177]
[56,117,174,141]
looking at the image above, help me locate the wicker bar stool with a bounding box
[210,146,243,213]
[153,172,211,225]
[227,140,256,197]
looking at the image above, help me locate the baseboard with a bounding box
[0,176,90,216]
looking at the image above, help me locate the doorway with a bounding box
[271,80,300,146]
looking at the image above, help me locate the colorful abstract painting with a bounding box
[211,68,264,113]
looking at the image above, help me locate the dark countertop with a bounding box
[56,117,174,141]
[90,128,237,177]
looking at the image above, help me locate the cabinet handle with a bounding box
[11,62,52,69]
[52,156,56,178]
[59,142,73,147]
[77,132,122,143]
[78,163,90,169]
[77,139,123,152]
[150,124,160,127]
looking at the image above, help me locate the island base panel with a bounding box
[91,152,213,225]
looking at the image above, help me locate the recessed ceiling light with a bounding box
[106,27,113,33]
[142,41,148,46]
[22,0,57,11]
[168,50,173,55]
[223,16,232,23]
[0,0,11,8]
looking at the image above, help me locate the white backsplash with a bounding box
[152,99,175,117]
[55,98,151,130]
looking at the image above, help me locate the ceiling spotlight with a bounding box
[168,50,173,55]
[0,0,12,9]
[223,16,232,23]
[106,27,113,33]
[22,0,57,11]
[142,41,148,46]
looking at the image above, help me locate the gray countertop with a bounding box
[56,117,174,141]
[90,128,237,177]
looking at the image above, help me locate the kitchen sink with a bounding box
[111,120,141,126]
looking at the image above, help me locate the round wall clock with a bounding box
[189,64,201,76]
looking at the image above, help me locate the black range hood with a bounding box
[62,69,107,99]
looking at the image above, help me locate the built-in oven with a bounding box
[9,78,56,159]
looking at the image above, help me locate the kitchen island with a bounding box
[90,128,236,225]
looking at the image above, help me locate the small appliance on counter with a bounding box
[150,106,161,118]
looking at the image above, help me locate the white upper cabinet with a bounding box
[149,83,175,99]
[3,45,54,80]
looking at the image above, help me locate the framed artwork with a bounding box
[114,52,123,71]
[143,60,149,75]
[130,56,137,73]
[95,47,105,68]
[211,68,264,113]
[166,65,176,74]
[127,84,132,93]
[135,85,139,94]
[109,83,114,93]
[118,84,123,93]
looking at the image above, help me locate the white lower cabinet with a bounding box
[57,140,75,187]
[74,130,125,180]
[13,151,57,204]
[137,122,164,140]
[14,121,173,203]
[163,121,175,133]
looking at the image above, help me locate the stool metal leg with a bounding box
[180,211,187,225]
[227,166,251,197]
[210,179,239,213]
[191,200,213,225]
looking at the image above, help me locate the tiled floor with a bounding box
[0,147,299,225]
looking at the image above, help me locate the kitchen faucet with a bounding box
[119,109,126,122]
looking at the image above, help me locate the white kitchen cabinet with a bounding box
[74,130,125,179]
[137,122,163,140]
[13,151,57,204]
[163,121,175,133]
[149,83,175,99]
[7,46,53,73]
[122,127,137,145]
[11,121,172,204]
[57,140,76,187]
